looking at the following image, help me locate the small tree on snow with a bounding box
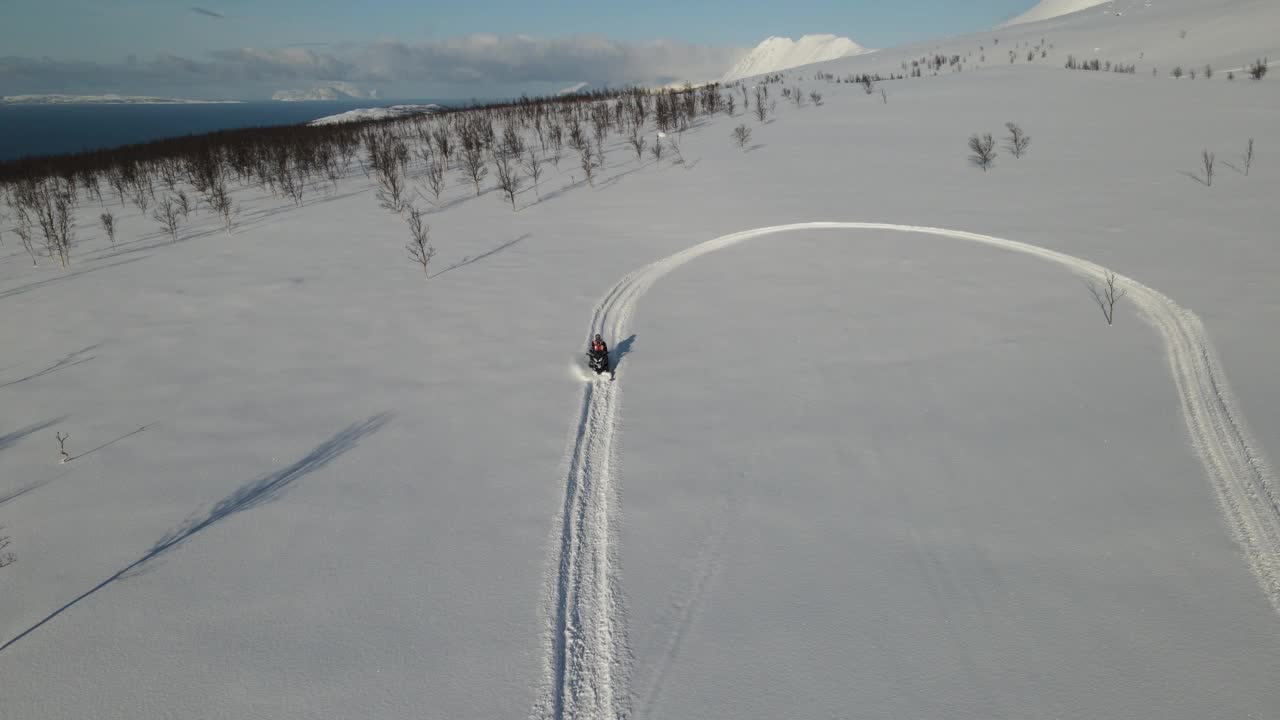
[628,127,647,162]
[522,149,544,198]
[968,133,997,171]
[1202,149,1216,186]
[1249,58,1269,80]
[880,87,888,104]
[1005,122,1031,158]
[405,206,435,277]
[1243,138,1254,176]
[649,136,665,165]
[422,159,446,203]
[579,144,596,186]
[1088,272,1127,325]
[808,91,823,106]
[493,152,522,210]
[732,124,752,149]
[0,526,15,569]
[152,196,182,243]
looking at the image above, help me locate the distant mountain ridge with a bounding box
[721,34,872,82]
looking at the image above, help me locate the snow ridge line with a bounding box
[537,222,1280,718]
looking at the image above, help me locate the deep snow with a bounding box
[3,3,1280,718]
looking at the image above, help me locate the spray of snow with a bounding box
[535,221,1280,719]
[721,34,872,83]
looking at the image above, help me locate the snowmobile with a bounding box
[587,334,614,380]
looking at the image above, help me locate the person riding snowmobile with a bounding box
[587,333,613,378]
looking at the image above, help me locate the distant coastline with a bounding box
[1,94,244,105]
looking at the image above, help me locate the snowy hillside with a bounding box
[3,1,1280,719]
[308,104,442,126]
[721,34,871,82]
[1001,0,1115,27]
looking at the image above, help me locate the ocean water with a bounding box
[0,100,449,162]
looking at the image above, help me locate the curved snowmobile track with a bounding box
[535,222,1280,720]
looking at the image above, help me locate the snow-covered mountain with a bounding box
[721,34,872,82]
[1001,0,1114,27]
[272,82,378,102]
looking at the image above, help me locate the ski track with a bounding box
[535,222,1280,720]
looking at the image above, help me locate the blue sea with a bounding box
[0,99,451,162]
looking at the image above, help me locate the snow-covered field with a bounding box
[3,2,1280,718]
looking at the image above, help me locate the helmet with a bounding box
[593,334,602,341]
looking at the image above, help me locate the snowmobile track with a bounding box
[535,222,1280,720]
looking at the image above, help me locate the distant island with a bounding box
[1,94,243,105]
[272,82,379,102]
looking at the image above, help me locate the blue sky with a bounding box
[0,0,1039,99]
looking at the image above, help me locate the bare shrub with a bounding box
[0,526,14,569]
[405,206,435,277]
[152,195,182,243]
[649,136,665,165]
[1249,58,1269,80]
[56,431,70,463]
[753,87,768,121]
[1088,272,1127,325]
[1005,122,1031,158]
[1204,64,1213,79]
[1243,138,1254,176]
[205,177,238,234]
[808,91,823,106]
[176,188,193,220]
[968,133,997,171]
[13,205,39,266]
[880,87,888,104]
[376,165,408,213]
[579,144,596,186]
[732,124,752,149]
[1202,149,1216,186]
[100,211,116,249]
[792,86,804,107]
[628,127,647,162]
[1172,66,1184,79]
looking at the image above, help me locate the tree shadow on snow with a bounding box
[0,416,67,453]
[0,346,99,390]
[613,334,637,371]
[429,234,530,279]
[0,412,393,654]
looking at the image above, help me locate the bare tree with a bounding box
[459,139,488,196]
[968,133,997,171]
[376,166,408,213]
[522,148,544,198]
[100,211,116,249]
[205,177,237,234]
[0,526,15,569]
[1087,271,1127,325]
[880,87,888,104]
[628,126,647,162]
[808,91,823,106]
[13,205,39,266]
[152,195,182,243]
[176,188,193,220]
[1204,64,1214,79]
[405,206,435,277]
[791,86,805,107]
[732,124,752,149]
[1249,58,1269,80]
[1172,66,1184,79]
[579,144,596,186]
[1202,148,1216,186]
[56,431,70,463]
[1243,138,1254,176]
[27,180,75,267]
[493,152,522,210]
[422,159,446,203]
[1005,122,1031,158]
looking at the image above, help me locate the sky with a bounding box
[0,0,1040,99]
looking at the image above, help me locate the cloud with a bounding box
[191,7,225,19]
[0,34,745,97]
